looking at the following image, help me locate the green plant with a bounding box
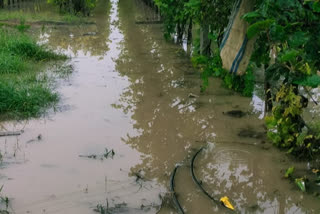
[244,0,320,158]
[154,0,234,42]
[192,48,254,97]
[0,185,9,214]
[48,0,97,16]
[0,28,67,119]
[295,178,307,192]
[284,166,295,178]
[155,0,254,96]
[15,18,30,33]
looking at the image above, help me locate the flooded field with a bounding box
[1,0,320,213]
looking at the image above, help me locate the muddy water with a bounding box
[1,0,320,213]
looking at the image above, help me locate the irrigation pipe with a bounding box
[190,147,220,203]
[191,147,239,212]
[170,165,185,214]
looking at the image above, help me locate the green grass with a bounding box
[0,9,88,24]
[0,28,67,120]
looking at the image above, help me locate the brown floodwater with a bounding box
[1,0,320,213]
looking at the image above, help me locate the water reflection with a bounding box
[34,1,111,57]
[112,0,320,213]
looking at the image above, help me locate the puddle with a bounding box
[1,0,320,213]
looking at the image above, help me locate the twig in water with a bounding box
[0,131,23,137]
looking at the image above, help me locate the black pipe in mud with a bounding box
[190,147,220,203]
[170,165,185,214]
[191,148,239,212]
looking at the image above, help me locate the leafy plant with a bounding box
[245,0,320,158]
[191,48,254,97]
[0,28,67,119]
[15,19,30,33]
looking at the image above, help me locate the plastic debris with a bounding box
[220,196,235,211]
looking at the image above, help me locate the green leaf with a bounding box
[279,49,299,63]
[247,19,274,39]
[270,24,285,41]
[242,11,262,23]
[312,2,320,12]
[293,75,320,88]
[285,166,295,178]
[295,178,306,192]
[288,31,309,48]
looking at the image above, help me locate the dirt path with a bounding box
[1,0,320,213]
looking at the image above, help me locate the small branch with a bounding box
[303,86,318,105]
[135,20,162,25]
[0,131,23,137]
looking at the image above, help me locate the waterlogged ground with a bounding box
[1,0,320,213]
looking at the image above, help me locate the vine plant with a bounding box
[154,0,255,96]
[243,0,320,158]
[154,0,234,41]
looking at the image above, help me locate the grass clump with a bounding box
[0,28,67,119]
[0,9,88,25]
[0,28,65,63]
[0,78,59,119]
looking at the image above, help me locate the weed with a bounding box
[94,203,109,214]
[15,19,30,33]
[103,148,115,159]
[191,49,254,97]
[0,28,67,119]
[0,9,86,25]
[0,185,9,213]
[79,148,115,160]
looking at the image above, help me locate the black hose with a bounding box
[170,165,185,214]
[190,147,219,203]
[191,147,241,213]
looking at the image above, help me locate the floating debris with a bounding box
[103,148,115,159]
[93,201,159,214]
[135,20,163,25]
[223,110,246,118]
[0,130,23,137]
[220,196,235,211]
[238,129,264,139]
[188,93,199,98]
[83,32,98,36]
[79,148,115,160]
[26,134,42,144]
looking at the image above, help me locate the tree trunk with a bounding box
[187,18,192,44]
[200,25,210,56]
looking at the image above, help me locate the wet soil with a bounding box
[1,0,320,213]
